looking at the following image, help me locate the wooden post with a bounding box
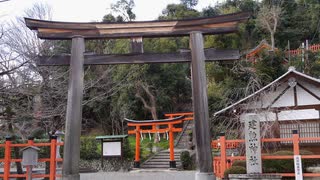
[100,139,104,169]
[26,166,32,180]
[169,123,176,168]
[4,137,11,180]
[62,36,85,180]
[27,136,35,180]
[219,133,227,178]
[288,40,291,63]
[130,37,143,53]
[292,130,300,155]
[134,125,141,168]
[302,42,305,73]
[190,31,214,180]
[292,130,303,180]
[50,136,57,180]
[305,40,309,74]
[27,137,34,146]
[130,37,143,168]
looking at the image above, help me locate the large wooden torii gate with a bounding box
[25,12,249,180]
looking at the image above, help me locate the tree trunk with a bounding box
[135,82,159,147]
[270,32,275,51]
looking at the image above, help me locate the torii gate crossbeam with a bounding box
[25,12,250,180]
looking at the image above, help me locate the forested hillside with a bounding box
[1,0,320,139]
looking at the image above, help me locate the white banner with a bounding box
[294,155,303,180]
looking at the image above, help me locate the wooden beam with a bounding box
[246,104,320,112]
[294,86,298,106]
[268,86,291,108]
[190,32,213,176]
[36,48,240,66]
[24,12,250,39]
[297,83,320,101]
[130,37,143,53]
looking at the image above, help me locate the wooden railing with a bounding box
[212,132,320,179]
[0,136,63,180]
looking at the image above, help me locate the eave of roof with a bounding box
[95,135,128,140]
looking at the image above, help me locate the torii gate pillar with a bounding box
[62,36,85,180]
[190,32,214,180]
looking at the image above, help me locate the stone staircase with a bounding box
[175,120,194,149]
[140,121,194,169]
[140,150,182,169]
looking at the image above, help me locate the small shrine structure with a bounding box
[215,67,320,152]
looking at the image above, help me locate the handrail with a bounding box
[174,119,192,147]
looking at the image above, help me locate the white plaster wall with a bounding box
[296,85,320,105]
[240,109,319,122]
[271,87,295,107]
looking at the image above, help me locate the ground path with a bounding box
[75,170,197,180]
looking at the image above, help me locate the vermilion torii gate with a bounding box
[24,12,249,180]
[125,116,184,168]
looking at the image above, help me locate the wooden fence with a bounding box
[0,136,63,180]
[212,131,320,179]
[288,44,320,56]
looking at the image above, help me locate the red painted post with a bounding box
[292,130,300,155]
[134,126,141,168]
[169,123,176,168]
[4,137,11,180]
[220,133,227,178]
[27,137,34,146]
[50,136,57,180]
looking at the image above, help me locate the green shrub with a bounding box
[300,150,318,171]
[0,140,4,158]
[224,166,246,178]
[34,139,51,158]
[145,141,152,152]
[180,151,192,170]
[232,160,246,168]
[80,136,100,160]
[122,138,134,160]
[263,150,294,173]
[263,150,318,173]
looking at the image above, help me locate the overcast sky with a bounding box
[0,0,221,22]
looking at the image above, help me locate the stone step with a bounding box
[145,159,181,163]
[155,153,180,156]
[153,155,180,158]
[152,156,180,159]
[157,151,181,154]
[140,165,171,168]
[144,161,181,165]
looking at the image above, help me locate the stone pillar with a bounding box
[245,114,262,174]
[190,31,214,180]
[62,36,85,180]
[55,130,64,159]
